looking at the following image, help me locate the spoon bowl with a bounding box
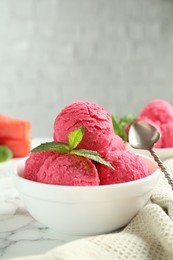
[128,122,160,150]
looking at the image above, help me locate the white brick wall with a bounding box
[0,0,173,137]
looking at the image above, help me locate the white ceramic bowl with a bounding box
[126,143,173,161]
[13,156,160,236]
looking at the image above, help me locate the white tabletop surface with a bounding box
[0,138,78,260]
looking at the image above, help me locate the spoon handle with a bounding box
[149,149,173,190]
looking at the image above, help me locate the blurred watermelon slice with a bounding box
[0,114,31,158]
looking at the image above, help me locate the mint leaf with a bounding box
[111,114,120,130]
[111,114,123,138]
[119,114,136,126]
[68,126,85,150]
[0,145,13,162]
[71,149,114,170]
[31,142,70,154]
[111,114,136,142]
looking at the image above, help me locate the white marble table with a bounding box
[0,139,78,260]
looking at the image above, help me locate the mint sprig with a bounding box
[31,126,114,169]
[31,142,70,154]
[0,145,13,162]
[71,149,114,170]
[111,114,136,142]
[68,126,84,150]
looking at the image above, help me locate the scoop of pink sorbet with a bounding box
[97,151,150,185]
[161,122,173,148]
[139,99,173,125]
[37,153,99,186]
[53,101,114,154]
[24,151,55,181]
[99,134,126,158]
[109,134,126,152]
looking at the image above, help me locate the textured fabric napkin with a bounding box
[12,159,173,260]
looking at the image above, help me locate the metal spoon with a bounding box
[128,121,173,190]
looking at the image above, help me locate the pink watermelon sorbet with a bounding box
[139,99,173,125]
[53,101,114,155]
[99,133,126,158]
[108,134,126,152]
[24,151,55,181]
[161,122,173,148]
[97,150,150,185]
[24,152,99,186]
[138,99,173,148]
[24,101,153,187]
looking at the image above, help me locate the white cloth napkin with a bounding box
[12,159,173,260]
